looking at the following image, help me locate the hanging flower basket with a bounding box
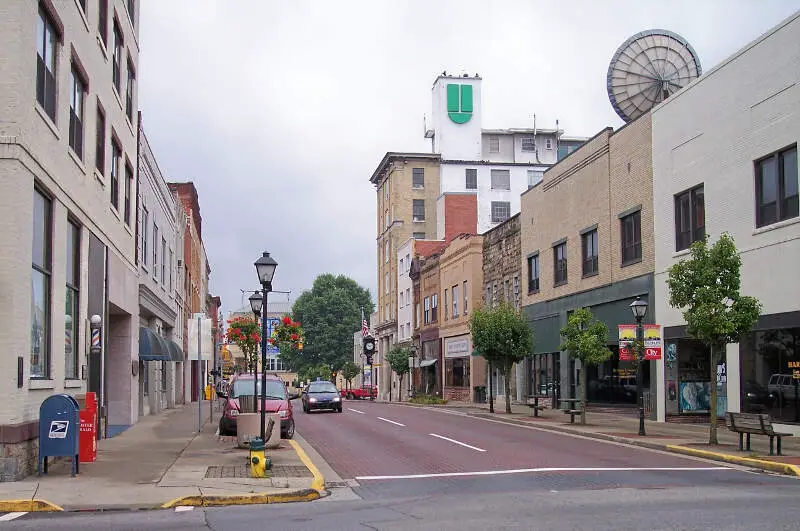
[271,315,304,350]
[225,316,260,370]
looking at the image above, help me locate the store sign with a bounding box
[447,84,473,124]
[618,324,662,360]
[445,337,470,358]
[788,361,800,379]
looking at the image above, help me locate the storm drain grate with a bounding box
[205,465,313,478]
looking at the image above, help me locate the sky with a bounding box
[137,0,800,315]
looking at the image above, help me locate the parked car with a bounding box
[340,385,377,400]
[742,379,774,413]
[768,374,799,406]
[302,381,343,413]
[218,373,299,438]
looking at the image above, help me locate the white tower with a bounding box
[430,73,482,160]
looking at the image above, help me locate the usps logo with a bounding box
[48,420,69,439]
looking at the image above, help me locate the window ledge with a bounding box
[582,271,599,279]
[74,0,90,32]
[554,280,568,288]
[97,36,109,61]
[621,258,642,268]
[110,204,121,220]
[68,148,86,174]
[35,104,60,140]
[412,186,424,190]
[123,222,134,237]
[753,216,800,235]
[412,219,426,223]
[29,379,55,390]
[126,113,136,137]
[528,289,540,295]
[113,87,124,111]
[64,379,83,389]
[672,248,691,259]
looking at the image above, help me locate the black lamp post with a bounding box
[248,290,263,409]
[254,252,278,442]
[630,297,648,436]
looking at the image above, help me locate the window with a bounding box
[513,276,519,308]
[77,0,86,13]
[490,169,510,190]
[169,249,173,291]
[582,229,598,276]
[755,146,798,228]
[413,199,425,222]
[463,280,468,313]
[161,237,166,284]
[527,169,543,189]
[413,232,425,239]
[127,0,135,22]
[465,169,477,190]
[65,220,80,379]
[406,288,410,306]
[384,272,389,294]
[110,140,121,209]
[400,291,404,308]
[69,66,86,158]
[491,201,511,223]
[141,207,148,266]
[504,279,509,301]
[431,293,438,322]
[399,258,404,274]
[443,289,448,319]
[125,59,136,123]
[405,254,410,271]
[554,242,567,285]
[384,240,389,263]
[384,304,389,321]
[675,185,705,251]
[95,104,106,174]
[152,224,158,278]
[412,168,424,188]
[488,136,500,153]
[546,138,552,149]
[98,0,108,46]
[124,163,133,225]
[620,210,642,265]
[384,209,388,229]
[521,136,535,152]
[112,21,123,92]
[36,6,58,121]
[31,189,52,378]
[424,297,430,324]
[452,285,459,318]
[445,358,470,387]
[415,303,420,329]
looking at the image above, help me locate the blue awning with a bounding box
[139,327,171,362]
[166,339,184,362]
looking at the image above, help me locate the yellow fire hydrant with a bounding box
[249,438,271,478]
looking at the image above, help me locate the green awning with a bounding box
[139,327,171,362]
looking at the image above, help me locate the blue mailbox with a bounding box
[38,394,80,476]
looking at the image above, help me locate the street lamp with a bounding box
[409,345,418,399]
[630,297,648,436]
[254,252,278,442]
[248,290,263,404]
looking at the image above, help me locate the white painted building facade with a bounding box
[652,12,800,425]
[396,239,414,343]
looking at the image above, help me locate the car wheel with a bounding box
[337,406,343,413]
[281,419,295,439]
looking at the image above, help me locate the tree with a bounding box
[287,274,374,376]
[386,346,410,402]
[298,363,334,384]
[666,234,761,444]
[470,302,534,414]
[341,362,361,390]
[559,308,612,425]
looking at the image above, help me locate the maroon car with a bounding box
[218,373,298,438]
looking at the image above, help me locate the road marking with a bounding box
[356,466,731,481]
[174,506,194,513]
[429,433,486,452]
[347,408,366,414]
[0,512,28,521]
[377,416,406,427]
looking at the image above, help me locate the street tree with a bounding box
[559,308,612,425]
[287,274,374,377]
[386,345,411,402]
[341,361,361,390]
[470,302,533,414]
[666,233,761,444]
[298,363,334,384]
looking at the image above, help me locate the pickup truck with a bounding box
[341,386,377,400]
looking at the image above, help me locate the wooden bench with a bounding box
[725,412,792,456]
[563,409,581,424]
[525,395,546,417]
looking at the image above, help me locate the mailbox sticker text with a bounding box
[48,420,69,439]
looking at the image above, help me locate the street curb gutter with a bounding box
[289,439,326,493]
[666,445,800,477]
[160,489,320,509]
[0,499,63,512]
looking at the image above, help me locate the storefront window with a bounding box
[445,357,470,387]
[740,327,800,423]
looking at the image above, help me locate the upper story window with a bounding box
[127,0,135,24]
[463,280,468,313]
[399,258,404,274]
[431,293,438,322]
[553,242,567,286]
[125,58,136,123]
[512,277,519,309]
[443,289,448,319]
[413,232,425,239]
[110,139,121,209]
[424,297,430,324]
[112,21,123,93]
[412,168,424,189]
[124,162,133,225]
[620,209,642,265]
[141,206,149,266]
[465,168,477,190]
[491,201,510,223]
[527,169,544,189]
[95,103,106,174]
[490,169,510,190]
[384,239,389,263]
[69,65,87,159]
[545,138,553,149]
[152,224,159,278]
[527,253,540,293]
[488,136,500,153]
[675,185,705,251]
[582,229,598,277]
[36,6,59,121]
[413,199,425,222]
[755,146,797,228]
[521,136,536,152]
[452,284,459,318]
[98,0,108,46]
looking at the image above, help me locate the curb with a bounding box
[0,499,63,512]
[160,488,320,509]
[666,445,800,477]
[288,439,326,493]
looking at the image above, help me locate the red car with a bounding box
[218,373,298,439]
[341,385,377,400]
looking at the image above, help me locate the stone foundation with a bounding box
[0,438,38,482]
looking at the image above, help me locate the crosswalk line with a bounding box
[0,512,28,521]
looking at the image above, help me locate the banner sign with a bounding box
[619,324,662,361]
[618,325,636,361]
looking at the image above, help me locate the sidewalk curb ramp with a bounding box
[666,444,800,477]
[0,499,63,512]
[160,488,320,508]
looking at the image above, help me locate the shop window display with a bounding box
[740,327,800,423]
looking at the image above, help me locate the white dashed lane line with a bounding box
[429,433,486,452]
[347,408,366,414]
[174,506,194,512]
[377,417,406,427]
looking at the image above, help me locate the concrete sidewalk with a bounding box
[0,401,322,512]
[390,399,800,477]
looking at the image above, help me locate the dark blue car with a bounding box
[302,381,343,413]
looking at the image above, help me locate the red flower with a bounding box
[290,333,298,341]
[282,316,292,325]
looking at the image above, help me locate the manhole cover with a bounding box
[204,465,313,478]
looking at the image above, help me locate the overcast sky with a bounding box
[138,0,800,315]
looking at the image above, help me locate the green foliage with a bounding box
[284,274,374,374]
[341,361,361,388]
[470,301,533,413]
[225,316,260,370]
[297,363,334,383]
[386,345,411,376]
[409,394,447,405]
[559,308,613,366]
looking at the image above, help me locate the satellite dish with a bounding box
[607,29,702,123]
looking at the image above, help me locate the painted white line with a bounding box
[347,408,366,415]
[174,506,194,512]
[429,433,486,452]
[0,512,28,521]
[356,466,731,481]
[377,416,406,427]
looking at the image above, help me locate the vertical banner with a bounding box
[618,325,636,361]
[643,324,662,360]
[363,365,372,387]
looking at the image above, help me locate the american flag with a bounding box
[361,308,369,338]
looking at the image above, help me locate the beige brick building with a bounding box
[519,114,657,413]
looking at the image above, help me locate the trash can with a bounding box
[474,386,487,404]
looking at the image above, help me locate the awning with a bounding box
[419,359,438,368]
[139,327,171,362]
[166,340,184,362]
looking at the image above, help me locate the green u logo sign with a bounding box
[447,84,473,124]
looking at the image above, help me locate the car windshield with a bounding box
[308,382,338,393]
[231,379,286,399]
